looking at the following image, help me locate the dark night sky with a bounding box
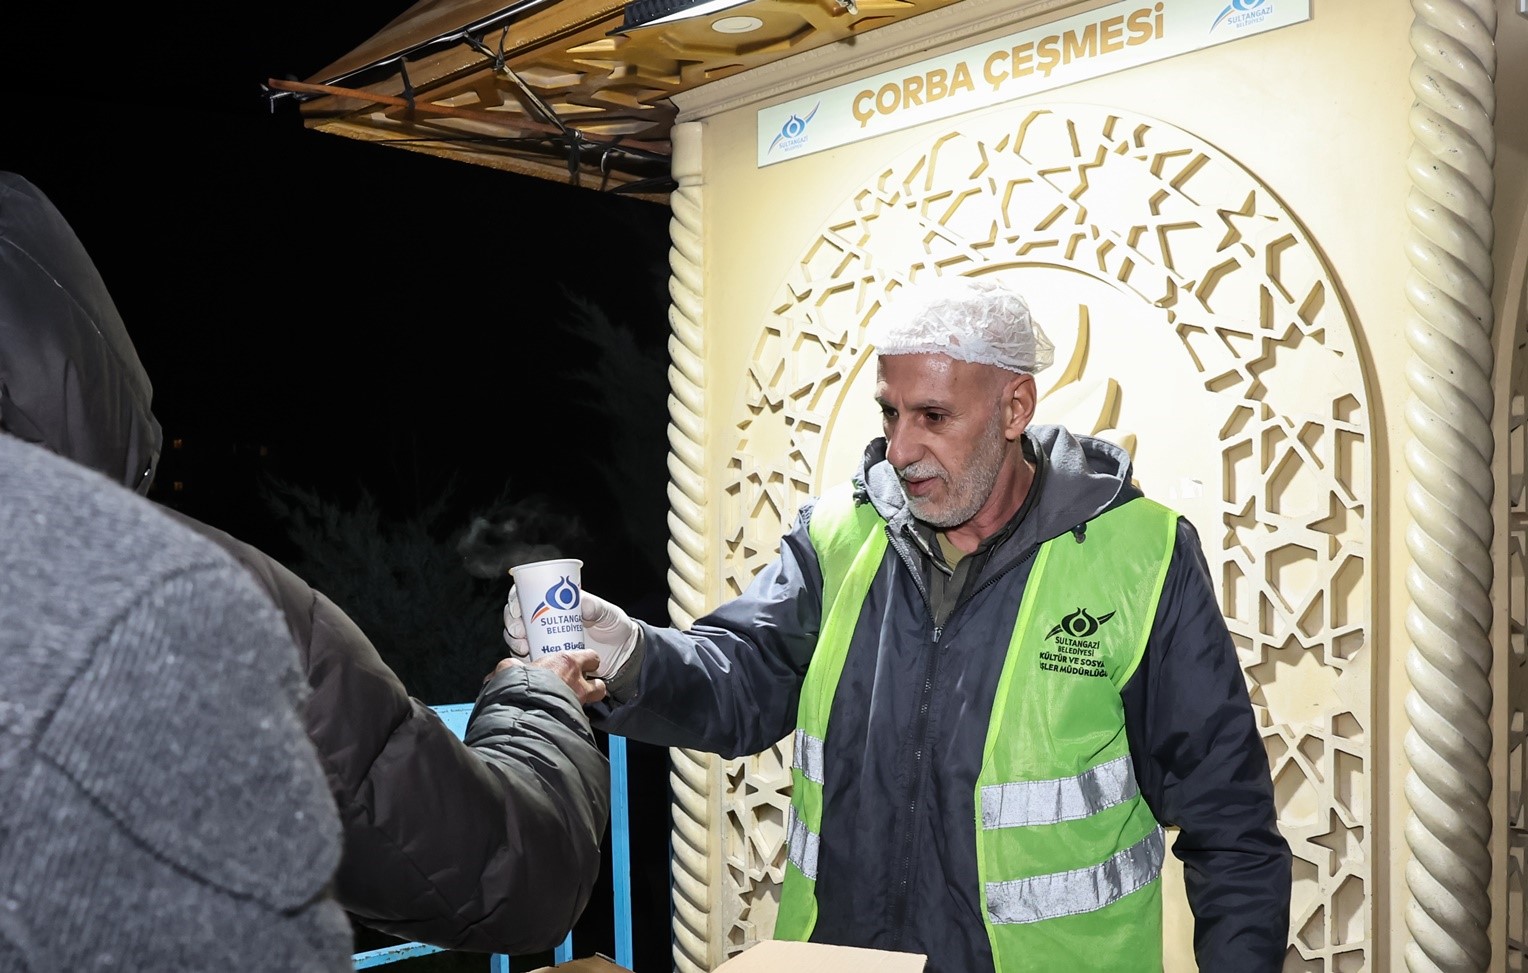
[2,0,675,588]
[5,9,678,966]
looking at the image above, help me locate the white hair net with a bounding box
[868,276,1055,375]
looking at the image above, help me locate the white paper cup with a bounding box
[510,558,586,661]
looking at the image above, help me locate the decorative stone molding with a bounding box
[679,103,1372,969]
[663,121,716,973]
[1401,2,1499,970]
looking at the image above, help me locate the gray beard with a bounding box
[901,414,1008,529]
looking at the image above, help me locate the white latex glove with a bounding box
[503,585,640,680]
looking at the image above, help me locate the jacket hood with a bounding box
[857,422,1138,546]
[0,172,160,494]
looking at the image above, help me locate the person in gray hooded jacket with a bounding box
[0,431,353,972]
[0,171,610,955]
[505,277,1291,972]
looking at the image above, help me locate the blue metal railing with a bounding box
[351,703,632,970]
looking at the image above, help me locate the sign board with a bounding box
[758,0,1311,165]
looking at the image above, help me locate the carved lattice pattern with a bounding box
[704,105,1371,969]
[1508,376,1527,969]
[1502,260,1527,970]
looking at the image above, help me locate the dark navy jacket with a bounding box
[599,425,1290,973]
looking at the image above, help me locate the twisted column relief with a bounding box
[680,104,1372,969]
[1400,2,1499,971]
[663,121,719,973]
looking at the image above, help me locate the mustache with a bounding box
[896,462,946,481]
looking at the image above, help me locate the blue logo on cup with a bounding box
[531,576,581,621]
[1212,0,1272,30]
[769,103,820,154]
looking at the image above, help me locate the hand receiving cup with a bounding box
[507,558,586,661]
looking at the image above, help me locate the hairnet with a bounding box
[868,276,1054,375]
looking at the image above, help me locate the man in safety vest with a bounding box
[503,276,1291,972]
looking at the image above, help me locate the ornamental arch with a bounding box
[1497,187,1528,972]
[669,103,1374,971]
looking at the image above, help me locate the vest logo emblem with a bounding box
[1039,607,1115,678]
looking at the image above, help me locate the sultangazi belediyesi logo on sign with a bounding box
[769,103,820,155]
[1211,0,1274,31]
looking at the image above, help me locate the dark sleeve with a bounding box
[592,506,825,757]
[306,592,610,954]
[171,512,611,954]
[1122,517,1291,971]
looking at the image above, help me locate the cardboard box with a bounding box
[715,941,927,971]
[525,940,927,972]
[523,958,629,973]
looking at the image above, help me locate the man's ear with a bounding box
[1003,373,1037,441]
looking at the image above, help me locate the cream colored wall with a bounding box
[660,1,1527,970]
[696,1,1414,497]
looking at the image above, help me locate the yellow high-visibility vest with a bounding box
[776,483,1177,972]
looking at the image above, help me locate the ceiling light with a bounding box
[712,15,764,33]
[614,0,754,33]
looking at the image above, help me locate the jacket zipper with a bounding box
[881,524,938,953]
[888,621,941,954]
[943,541,1045,632]
[883,531,1049,951]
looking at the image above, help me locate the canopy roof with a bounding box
[272,0,960,201]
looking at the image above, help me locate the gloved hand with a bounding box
[503,586,640,680]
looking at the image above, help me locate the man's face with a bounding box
[875,353,1017,529]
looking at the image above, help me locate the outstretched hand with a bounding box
[503,586,639,679]
[487,650,607,705]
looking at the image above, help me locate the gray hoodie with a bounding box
[0,414,352,971]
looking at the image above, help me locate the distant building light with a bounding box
[172,438,184,449]
[259,445,269,457]
[172,481,185,492]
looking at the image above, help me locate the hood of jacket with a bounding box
[855,422,1139,561]
[0,172,161,494]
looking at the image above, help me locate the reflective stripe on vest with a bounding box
[985,826,1165,925]
[788,728,826,879]
[776,484,1178,973]
[979,753,1139,830]
[794,728,826,785]
[787,804,821,880]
